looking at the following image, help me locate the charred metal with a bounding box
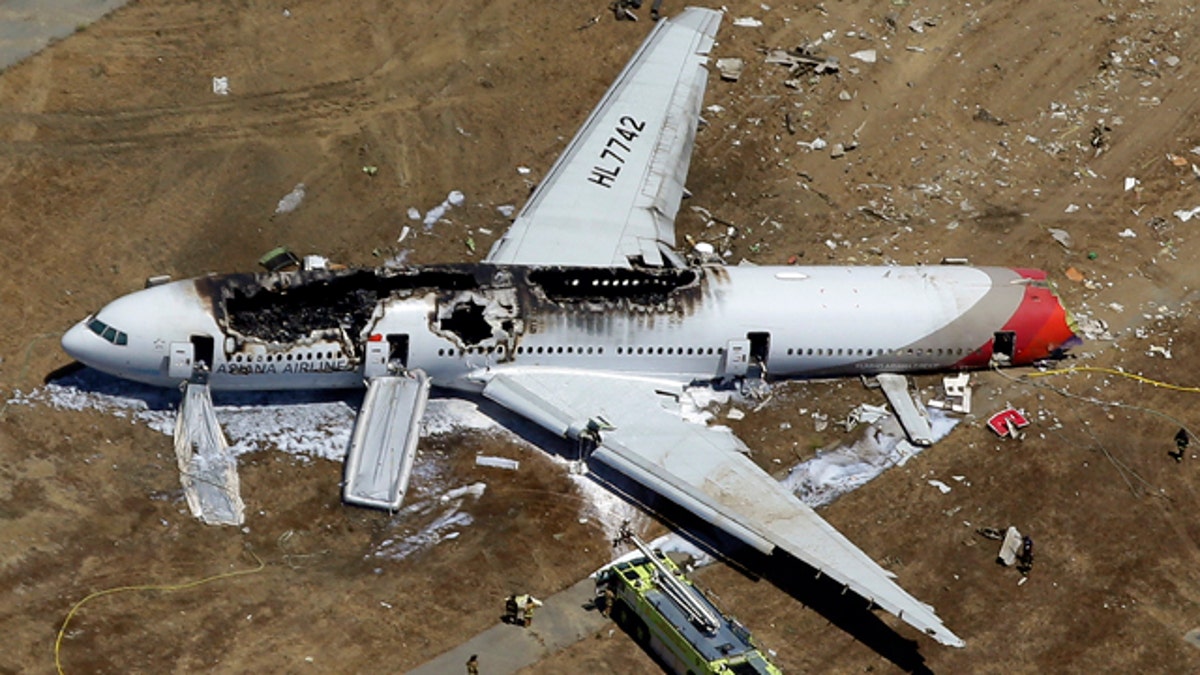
[198,263,714,357]
[205,267,482,345]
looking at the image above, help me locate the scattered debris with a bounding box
[1064,266,1086,282]
[973,108,1006,126]
[726,407,746,421]
[1170,428,1188,463]
[733,17,763,28]
[764,49,839,75]
[1124,176,1139,191]
[1048,228,1073,248]
[1173,206,1200,222]
[996,526,1023,567]
[849,49,877,64]
[475,455,519,471]
[928,373,972,414]
[362,165,378,176]
[1147,345,1172,359]
[986,408,1030,439]
[927,479,952,494]
[212,76,229,96]
[397,225,411,244]
[258,247,300,272]
[842,403,889,432]
[1118,228,1137,238]
[797,137,827,151]
[275,183,306,214]
[716,58,744,82]
[423,190,466,229]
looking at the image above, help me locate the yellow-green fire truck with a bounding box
[596,529,783,675]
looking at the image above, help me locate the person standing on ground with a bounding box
[466,654,479,675]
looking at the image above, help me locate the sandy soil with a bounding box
[3,1,1200,673]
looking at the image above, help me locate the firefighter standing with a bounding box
[466,654,479,675]
[523,597,537,627]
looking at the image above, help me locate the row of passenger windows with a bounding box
[435,345,729,357]
[230,350,344,363]
[432,345,969,359]
[783,347,968,357]
[87,318,128,346]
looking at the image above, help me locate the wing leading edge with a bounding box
[484,8,721,268]
[480,368,966,648]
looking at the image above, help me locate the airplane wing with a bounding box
[480,368,966,648]
[483,8,721,268]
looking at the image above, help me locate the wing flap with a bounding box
[484,8,721,267]
[481,368,965,648]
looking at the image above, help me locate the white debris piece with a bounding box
[1064,203,1080,213]
[850,49,877,63]
[733,17,763,27]
[716,58,745,82]
[212,76,229,95]
[1148,345,1172,359]
[1048,228,1073,248]
[1124,177,1139,191]
[407,207,421,220]
[1118,228,1137,238]
[423,190,466,229]
[517,166,532,175]
[928,479,952,494]
[998,526,1023,566]
[475,455,520,471]
[726,407,746,420]
[928,373,972,414]
[274,183,306,214]
[842,403,889,431]
[1174,206,1200,222]
[397,225,411,243]
[497,204,515,218]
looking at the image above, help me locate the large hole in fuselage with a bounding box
[439,299,492,345]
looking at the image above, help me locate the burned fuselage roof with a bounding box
[196,263,709,346]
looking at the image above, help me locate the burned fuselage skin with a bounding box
[61,262,1080,393]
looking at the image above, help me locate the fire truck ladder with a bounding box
[619,526,720,634]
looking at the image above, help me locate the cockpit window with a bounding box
[87,317,129,346]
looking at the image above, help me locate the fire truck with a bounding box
[596,528,783,675]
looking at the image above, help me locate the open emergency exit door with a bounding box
[722,339,750,377]
[168,342,194,380]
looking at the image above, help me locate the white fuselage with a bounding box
[62,263,1078,393]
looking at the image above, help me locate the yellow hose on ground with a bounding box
[54,550,265,674]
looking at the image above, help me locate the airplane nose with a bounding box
[61,320,97,365]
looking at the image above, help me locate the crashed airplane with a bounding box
[61,8,1080,649]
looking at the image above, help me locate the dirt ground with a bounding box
[3,0,1200,672]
